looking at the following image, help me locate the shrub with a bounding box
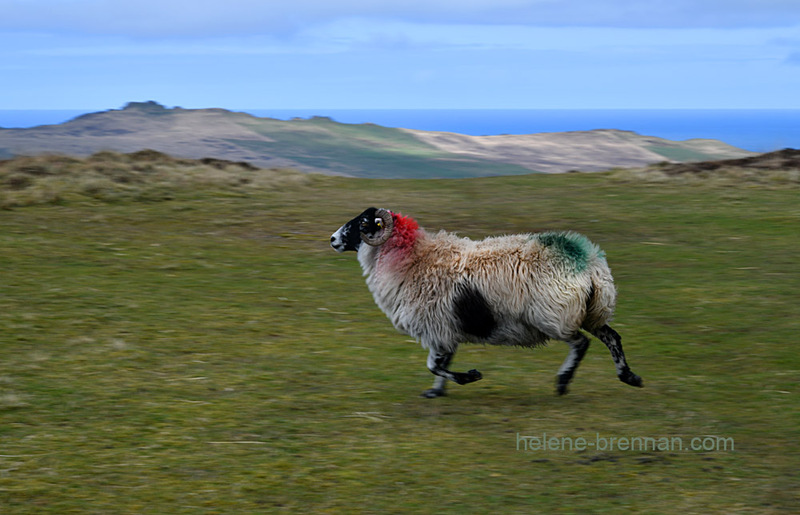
[4,173,34,190]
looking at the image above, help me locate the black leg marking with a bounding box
[421,352,453,398]
[556,332,591,395]
[452,369,483,385]
[424,347,482,398]
[591,325,643,388]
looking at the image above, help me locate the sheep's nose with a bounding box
[330,236,335,242]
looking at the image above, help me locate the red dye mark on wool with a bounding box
[378,212,420,269]
[388,212,419,249]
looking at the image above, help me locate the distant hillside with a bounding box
[639,147,800,175]
[2,148,796,209]
[0,101,755,178]
[610,148,800,186]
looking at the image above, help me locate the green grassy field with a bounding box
[1,159,798,513]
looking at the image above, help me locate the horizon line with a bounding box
[3,106,800,112]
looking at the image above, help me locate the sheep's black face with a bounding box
[330,207,381,252]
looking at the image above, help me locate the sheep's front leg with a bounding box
[424,347,482,398]
[421,351,453,398]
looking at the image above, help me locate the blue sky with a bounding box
[2,0,800,109]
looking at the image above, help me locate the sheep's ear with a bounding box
[361,209,393,246]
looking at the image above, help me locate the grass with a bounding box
[0,151,312,209]
[1,156,798,513]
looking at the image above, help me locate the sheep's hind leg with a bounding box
[556,332,591,395]
[591,325,643,388]
[423,347,482,398]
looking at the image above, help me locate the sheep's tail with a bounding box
[582,260,617,332]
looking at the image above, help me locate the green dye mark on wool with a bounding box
[536,231,595,272]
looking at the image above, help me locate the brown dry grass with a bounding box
[0,150,313,208]
[609,148,800,188]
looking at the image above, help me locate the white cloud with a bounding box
[1,0,799,39]
[8,17,794,65]
[18,35,342,57]
[2,0,799,109]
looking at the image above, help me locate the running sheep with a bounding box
[330,207,643,398]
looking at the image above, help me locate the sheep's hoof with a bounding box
[556,373,572,395]
[453,369,482,385]
[620,370,643,388]
[421,388,446,398]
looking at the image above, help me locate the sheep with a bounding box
[330,207,643,398]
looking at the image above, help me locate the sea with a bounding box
[1,108,798,153]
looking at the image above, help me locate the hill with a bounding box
[2,147,797,209]
[638,147,800,175]
[612,148,800,186]
[0,101,754,178]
